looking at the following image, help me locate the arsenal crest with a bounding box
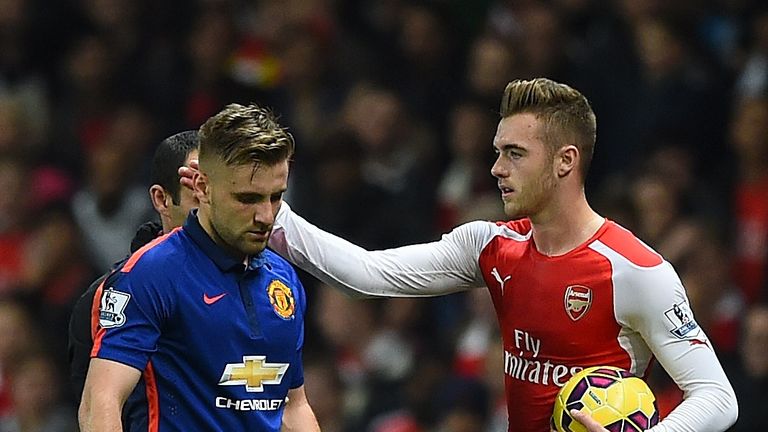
[564,285,592,321]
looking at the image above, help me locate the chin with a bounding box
[503,205,529,220]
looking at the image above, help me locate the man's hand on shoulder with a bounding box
[178,159,199,190]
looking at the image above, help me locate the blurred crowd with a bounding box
[0,0,767,431]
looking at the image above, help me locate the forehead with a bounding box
[210,159,289,193]
[493,113,544,149]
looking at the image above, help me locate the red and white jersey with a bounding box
[271,203,738,432]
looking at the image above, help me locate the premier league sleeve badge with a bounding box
[99,287,131,328]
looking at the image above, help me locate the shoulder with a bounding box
[450,218,532,243]
[498,218,533,235]
[589,221,664,268]
[119,227,187,278]
[263,248,299,280]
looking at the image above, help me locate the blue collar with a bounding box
[183,210,266,273]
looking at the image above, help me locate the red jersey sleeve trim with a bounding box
[121,227,181,273]
[90,280,107,356]
[144,362,160,432]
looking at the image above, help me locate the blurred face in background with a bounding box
[0,158,26,231]
[10,355,59,418]
[741,307,768,377]
[731,98,768,162]
[0,302,34,363]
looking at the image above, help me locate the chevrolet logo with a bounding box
[218,356,289,392]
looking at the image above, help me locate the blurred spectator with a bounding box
[726,304,768,431]
[0,299,38,420]
[182,5,239,128]
[17,205,95,363]
[303,359,345,432]
[0,0,48,152]
[0,351,77,432]
[313,286,377,429]
[290,129,396,249]
[629,171,703,266]
[464,35,518,108]
[71,141,152,272]
[452,289,499,380]
[436,100,501,231]
[388,3,460,133]
[681,235,744,358]
[735,9,768,100]
[0,98,32,158]
[341,83,438,243]
[729,97,768,304]
[0,156,29,294]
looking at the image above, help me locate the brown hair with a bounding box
[500,78,596,178]
[198,103,294,167]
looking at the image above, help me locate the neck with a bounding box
[197,207,246,261]
[528,187,603,257]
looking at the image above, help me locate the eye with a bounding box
[270,192,283,203]
[234,194,262,204]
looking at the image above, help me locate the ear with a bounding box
[193,171,210,204]
[556,145,579,178]
[149,185,172,218]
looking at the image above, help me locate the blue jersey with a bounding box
[91,213,306,432]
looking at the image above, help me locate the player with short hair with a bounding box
[266,78,738,432]
[79,104,319,431]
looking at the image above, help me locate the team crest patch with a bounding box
[564,285,592,321]
[267,280,295,320]
[664,301,700,338]
[99,287,131,328]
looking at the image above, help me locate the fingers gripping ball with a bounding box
[551,366,659,432]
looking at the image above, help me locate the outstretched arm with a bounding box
[182,160,491,298]
[270,201,494,298]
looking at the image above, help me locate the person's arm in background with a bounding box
[79,358,141,432]
[281,385,320,432]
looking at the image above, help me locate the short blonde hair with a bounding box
[500,78,596,177]
[199,103,294,167]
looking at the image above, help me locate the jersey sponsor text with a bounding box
[215,397,284,411]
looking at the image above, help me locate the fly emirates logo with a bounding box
[504,329,584,387]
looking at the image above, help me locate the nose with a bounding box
[491,155,507,179]
[253,201,276,227]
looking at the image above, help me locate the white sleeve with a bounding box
[616,261,738,432]
[269,202,491,298]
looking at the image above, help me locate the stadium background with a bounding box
[0,0,766,430]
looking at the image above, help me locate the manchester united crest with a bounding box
[267,280,295,320]
[564,285,592,321]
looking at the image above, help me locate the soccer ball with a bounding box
[551,366,659,432]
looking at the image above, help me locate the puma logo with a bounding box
[491,267,511,294]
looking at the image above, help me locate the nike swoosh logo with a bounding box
[203,293,227,305]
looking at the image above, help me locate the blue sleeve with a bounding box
[93,264,173,372]
[289,271,306,389]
